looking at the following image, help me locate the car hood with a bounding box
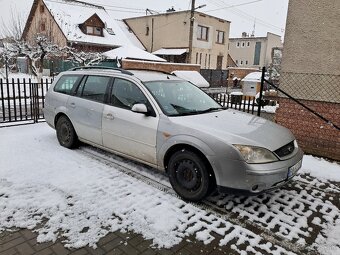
[169,109,295,151]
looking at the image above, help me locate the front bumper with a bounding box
[211,147,304,194]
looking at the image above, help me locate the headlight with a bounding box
[233,145,278,164]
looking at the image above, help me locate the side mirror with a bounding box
[131,103,148,114]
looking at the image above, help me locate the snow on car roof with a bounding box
[43,0,143,48]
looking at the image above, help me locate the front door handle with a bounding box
[105,113,114,120]
[69,102,76,108]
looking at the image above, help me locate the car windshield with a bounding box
[144,80,223,116]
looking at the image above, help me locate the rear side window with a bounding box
[77,75,111,103]
[54,75,82,95]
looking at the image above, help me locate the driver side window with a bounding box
[111,78,148,110]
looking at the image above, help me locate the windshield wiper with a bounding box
[168,107,225,116]
[196,107,224,114]
[169,111,200,116]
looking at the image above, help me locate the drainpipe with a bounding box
[151,18,154,52]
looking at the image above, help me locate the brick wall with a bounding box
[276,98,340,161]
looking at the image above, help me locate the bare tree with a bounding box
[4,36,63,78]
[63,47,107,67]
[0,7,25,40]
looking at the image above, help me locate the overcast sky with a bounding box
[0,0,289,38]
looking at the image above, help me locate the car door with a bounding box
[67,75,112,145]
[102,77,159,165]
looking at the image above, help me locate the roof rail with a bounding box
[68,66,133,75]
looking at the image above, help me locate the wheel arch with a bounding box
[163,143,217,189]
[54,112,72,128]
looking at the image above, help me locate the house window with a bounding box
[41,22,46,32]
[40,5,44,13]
[195,52,198,64]
[94,27,101,36]
[240,60,243,65]
[235,60,238,65]
[197,25,209,41]
[247,41,250,47]
[216,30,224,44]
[146,26,149,36]
[86,26,94,34]
[236,42,240,48]
[86,26,103,36]
[241,42,245,47]
[245,60,248,65]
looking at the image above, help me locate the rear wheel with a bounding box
[168,150,211,201]
[56,116,78,149]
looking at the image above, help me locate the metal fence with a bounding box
[0,74,267,128]
[264,70,340,131]
[200,69,228,87]
[204,88,261,115]
[0,78,52,127]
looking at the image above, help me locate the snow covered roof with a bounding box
[172,71,210,88]
[152,48,188,56]
[242,72,262,82]
[42,0,144,49]
[103,45,166,62]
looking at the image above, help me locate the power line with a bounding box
[103,8,145,14]
[205,0,262,12]
[44,0,151,14]
[206,0,284,32]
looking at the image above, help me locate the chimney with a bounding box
[166,7,176,12]
[242,32,248,38]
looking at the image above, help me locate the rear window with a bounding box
[54,75,82,95]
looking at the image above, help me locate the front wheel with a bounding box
[168,150,211,202]
[56,116,78,149]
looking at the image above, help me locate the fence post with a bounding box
[257,66,266,116]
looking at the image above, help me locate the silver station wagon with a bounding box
[44,67,303,201]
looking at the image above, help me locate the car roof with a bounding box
[60,68,183,83]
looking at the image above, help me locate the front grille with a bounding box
[274,141,295,158]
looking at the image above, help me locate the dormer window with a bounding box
[81,14,105,37]
[86,26,102,36]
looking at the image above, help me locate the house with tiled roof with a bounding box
[22,0,145,52]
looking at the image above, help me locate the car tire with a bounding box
[56,116,78,149]
[168,150,211,202]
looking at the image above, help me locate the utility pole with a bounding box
[188,0,195,64]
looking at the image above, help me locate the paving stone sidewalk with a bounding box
[0,229,236,255]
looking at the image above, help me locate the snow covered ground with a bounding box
[0,71,51,81]
[0,123,339,254]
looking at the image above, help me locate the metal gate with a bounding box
[0,78,52,128]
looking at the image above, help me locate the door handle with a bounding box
[105,113,114,120]
[69,102,76,108]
